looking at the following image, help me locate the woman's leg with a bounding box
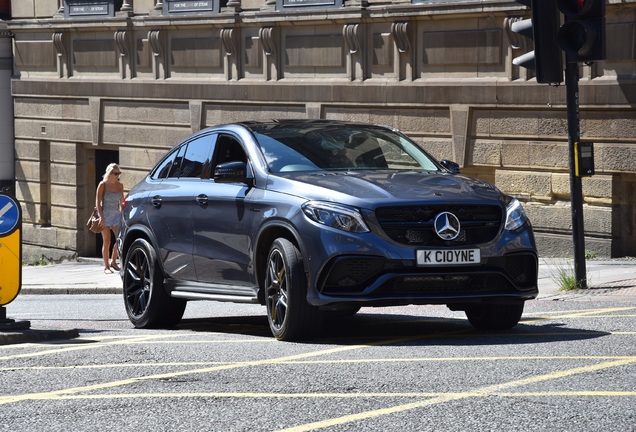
[110,226,120,270]
[101,228,112,272]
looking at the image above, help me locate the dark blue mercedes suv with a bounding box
[118,120,538,340]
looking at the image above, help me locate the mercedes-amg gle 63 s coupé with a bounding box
[118,120,538,340]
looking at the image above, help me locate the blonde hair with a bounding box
[102,163,121,182]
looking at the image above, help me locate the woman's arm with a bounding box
[95,182,105,226]
[117,181,125,210]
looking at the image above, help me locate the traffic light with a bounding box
[557,0,606,62]
[511,0,563,84]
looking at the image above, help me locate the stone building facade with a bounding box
[4,0,636,261]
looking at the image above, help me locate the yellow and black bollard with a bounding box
[0,193,29,330]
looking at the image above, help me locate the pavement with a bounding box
[1,256,635,345]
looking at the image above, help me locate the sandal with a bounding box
[110,261,120,271]
[104,268,113,274]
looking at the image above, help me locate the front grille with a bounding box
[496,254,538,289]
[321,257,388,294]
[377,274,513,296]
[319,253,537,298]
[375,204,503,246]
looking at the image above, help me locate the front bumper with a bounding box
[297,218,538,307]
[309,252,538,307]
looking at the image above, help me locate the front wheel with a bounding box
[123,238,186,328]
[465,303,524,331]
[264,238,322,341]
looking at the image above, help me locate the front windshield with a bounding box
[253,124,440,173]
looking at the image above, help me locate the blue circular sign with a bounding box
[0,195,20,236]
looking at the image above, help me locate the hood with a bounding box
[270,170,504,206]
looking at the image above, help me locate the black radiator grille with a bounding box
[375,204,503,246]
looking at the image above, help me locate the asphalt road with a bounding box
[1,295,635,432]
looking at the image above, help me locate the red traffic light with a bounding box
[557,0,596,16]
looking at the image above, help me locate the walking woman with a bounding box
[96,163,125,274]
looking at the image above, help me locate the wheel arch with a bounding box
[120,225,168,286]
[254,221,307,304]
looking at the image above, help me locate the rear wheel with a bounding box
[264,238,323,341]
[123,238,186,328]
[465,303,524,331]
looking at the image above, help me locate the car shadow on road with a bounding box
[176,312,610,346]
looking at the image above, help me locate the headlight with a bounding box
[505,198,528,231]
[302,201,370,233]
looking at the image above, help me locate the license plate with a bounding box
[417,249,480,266]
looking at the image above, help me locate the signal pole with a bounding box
[511,0,605,288]
[564,60,587,289]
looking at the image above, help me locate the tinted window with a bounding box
[153,149,178,180]
[253,124,439,172]
[212,135,247,168]
[167,144,188,178]
[178,135,213,178]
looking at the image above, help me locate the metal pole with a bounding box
[565,60,588,289]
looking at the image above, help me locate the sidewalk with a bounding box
[536,257,636,300]
[17,257,123,295]
[12,256,636,298]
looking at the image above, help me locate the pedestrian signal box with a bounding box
[575,141,595,177]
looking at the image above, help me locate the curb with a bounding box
[0,328,80,346]
[19,287,123,295]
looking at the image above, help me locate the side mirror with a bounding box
[440,160,460,174]
[214,161,252,185]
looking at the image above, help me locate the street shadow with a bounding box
[176,312,610,346]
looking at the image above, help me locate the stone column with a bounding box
[391,22,412,81]
[115,31,132,79]
[343,24,363,81]
[225,0,242,12]
[260,27,278,81]
[53,32,69,78]
[221,28,238,81]
[54,0,64,18]
[149,30,166,79]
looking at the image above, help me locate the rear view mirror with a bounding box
[440,160,460,174]
[214,161,252,185]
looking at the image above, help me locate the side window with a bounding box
[153,148,178,180]
[212,134,247,168]
[178,135,214,178]
[167,144,188,178]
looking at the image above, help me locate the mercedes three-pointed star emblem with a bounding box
[434,212,461,240]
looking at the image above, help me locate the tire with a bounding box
[123,238,186,328]
[465,302,524,331]
[264,238,323,341]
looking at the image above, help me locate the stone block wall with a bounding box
[6,0,636,261]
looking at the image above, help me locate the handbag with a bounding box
[86,208,103,233]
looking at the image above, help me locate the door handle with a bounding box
[151,196,162,208]
[196,194,208,206]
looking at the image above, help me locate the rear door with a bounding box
[146,133,214,281]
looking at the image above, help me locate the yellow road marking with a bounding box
[497,391,636,397]
[4,390,634,401]
[0,333,437,405]
[546,307,636,318]
[2,354,635,372]
[276,356,636,432]
[0,334,195,361]
[524,306,636,318]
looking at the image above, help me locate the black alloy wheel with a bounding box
[264,238,322,341]
[123,238,186,328]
